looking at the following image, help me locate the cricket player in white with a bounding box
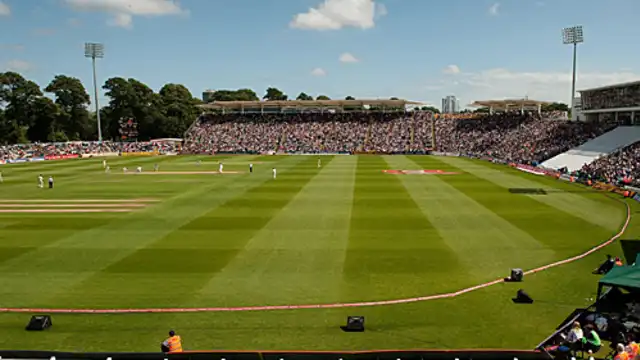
[219,162,224,173]
[318,158,321,168]
[123,167,128,173]
[272,167,277,179]
[48,176,54,189]
[136,166,142,173]
[154,163,159,172]
[249,163,253,173]
[38,174,44,188]
[102,160,107,168]
[105,165,110,173]
[0,171,3,183]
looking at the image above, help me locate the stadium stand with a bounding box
[578,141,640,186]
[3,107,640,187]
[541,126,640,172]
[0,141,179,162]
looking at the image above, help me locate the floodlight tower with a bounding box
[562,26,584,115]
[84,42,104,142]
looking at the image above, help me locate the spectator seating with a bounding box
[0,141,179,162]
[4,111,639,187]
[578,141,640,186]
[541,126,640,172]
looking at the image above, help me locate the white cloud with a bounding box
[310,67,327,77]
[441,68,640,105]
[442,64,461,75]
[64,0,187,28]
[339,52,359,63]
[4,60,34,72]
[107,12,132,28]
[488,3,500,16]
[290,0,385,30]
[0,1,10,16]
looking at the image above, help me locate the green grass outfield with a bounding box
[0,154,638,352]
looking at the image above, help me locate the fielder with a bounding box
[136,166,142,173]
[48,176,54,189]
[123,167,128,173]
[102,160,107,168]
[272,167,277,179]
[249,163,253,173]
[105,165,110,173]
[0,171,3,183]
[154,163,159,172]
[38,174,44,188]
[219,162,224,173]
[318,158,321,168]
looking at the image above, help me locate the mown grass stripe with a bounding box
[436,156,623,231]
[416,156,614,257]
[341,155,469,301]
[0,156,301,308]
[42,156,323,308]
[189,155,356,306]
[385,155,555,279]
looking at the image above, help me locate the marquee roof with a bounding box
[469,99,551,108]
[198,99,423,110]
[598,256,640,291]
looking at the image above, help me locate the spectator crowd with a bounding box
[2,110,639,187]
[581,83,640,111]
[0,141,179,162]
[578,141,640,186]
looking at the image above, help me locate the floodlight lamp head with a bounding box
[562,26,584,44]
[84,42,104,58]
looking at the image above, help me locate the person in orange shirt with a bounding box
[615,343,630,360]
[629,340,639,358]
[161,330,183,353]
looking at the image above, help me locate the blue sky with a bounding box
[1,0,639,109]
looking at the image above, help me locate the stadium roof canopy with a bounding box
[198,99,423,110]
[469,99,551,108]
[579,80,640,93]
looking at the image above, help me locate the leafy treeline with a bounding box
[0,72,201,144]
[0,71,570,144]
[208,88,441,112]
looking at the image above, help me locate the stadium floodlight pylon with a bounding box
[562,26,584,117]
[84,42,104,142]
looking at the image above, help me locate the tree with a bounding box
[102,77,164,140]
[158,83,199,137]
[542,102,570,112]
[28,97,61,142]
[102,77,136,140]
[0,72,43,143]
[296,92,313,101]
[0,72,42,127]
[263,87,287,101]
[345,96,355,100]
[316,95,330,100]
[421,106,440,113]
[45,75,91,140]
[208,89,258,102]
